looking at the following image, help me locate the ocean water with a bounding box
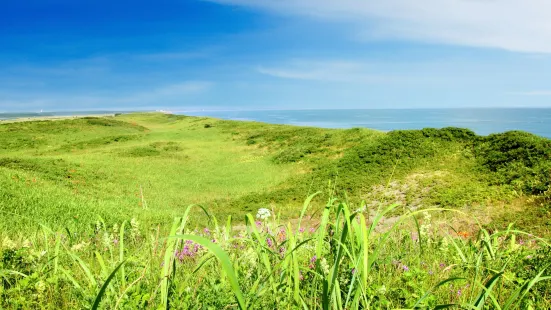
[182,108,551,138]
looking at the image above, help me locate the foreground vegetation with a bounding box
[1,113,550,308]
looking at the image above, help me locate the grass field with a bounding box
[1,113,550,308]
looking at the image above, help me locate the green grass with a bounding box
[1,112,550,308]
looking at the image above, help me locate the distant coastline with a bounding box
[0,112,120,123]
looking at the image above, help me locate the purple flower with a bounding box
[310,255,317,263]
[309,228,316,233]
[266,237,273,247]
[299,227,305,233]
[439,263,446,269]
[457,289,462,297]
[402,265,409,272]
[255,221,262,227]
[351,268,356,275]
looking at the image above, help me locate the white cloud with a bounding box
[209,0,551,53]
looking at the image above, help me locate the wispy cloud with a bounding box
[257,61,366,81]
[209,0,551,53]
[0,81,214,111]
[256,59,437,84]
[509,90,551,96]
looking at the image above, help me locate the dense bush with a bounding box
[475,131,551,194]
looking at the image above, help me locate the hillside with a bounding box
[1,113,550,308]
[1,113,549,234]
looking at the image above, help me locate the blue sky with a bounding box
[1,0,550,112]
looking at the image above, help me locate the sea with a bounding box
[1,108,550,138]
[181,108,551,138]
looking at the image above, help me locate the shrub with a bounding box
[475,131,551,194]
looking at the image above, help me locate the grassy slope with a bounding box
[1,113,551,309]
[1,113,550,235]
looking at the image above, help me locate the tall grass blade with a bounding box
[91,260,126,310]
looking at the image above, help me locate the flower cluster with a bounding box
[176,240,203,261]
[256,208,271,220]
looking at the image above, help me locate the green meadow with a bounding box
[1,113,550,308]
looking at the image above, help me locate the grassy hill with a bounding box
[1,113,550,308]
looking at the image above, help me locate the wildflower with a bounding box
[203,228,210,235]
[102,232,112,249]
[95,221,103,233]
[420,211,432,240]
[256,208,271,220]
[320,258,330,275]
[309,255,317,269]
[266,237,273,247]
[428,270,434,275]
[71,241,89,252]
[457,231,469,239]
[309,227,316,233]
[402,265,410,272]
[439,263,446,269]
[130,218,141,239]
[255,221,262,227]
[299,227,305,233]
[299,271,304,281]
[457,289,462,297]
[113,239,119,246]
[351,268,357,275]
[411,232,419,243]
[278,228,286,241]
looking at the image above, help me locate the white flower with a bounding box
[71,241,89,252]
[320,258,330,275]
[256,208,271,220]
[130,218,141,239]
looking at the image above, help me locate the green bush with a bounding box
[475,131,551,194]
